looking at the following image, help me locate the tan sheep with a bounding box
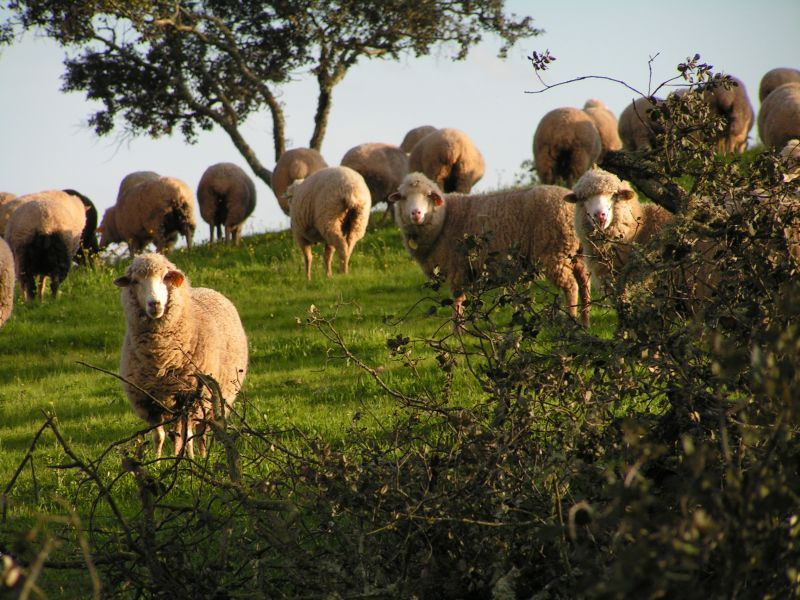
[408,128,485,193]
[114,253,248,458]
[533,107,603,187]
[400,125,437,154]
[99,175,196,257]
[271,148,328,216]
[197,162,257,245]
[564,167,673,293]
[0,237,14,326]
[4,190,87,301]
[617,96,665,151]
[700,75,754,153]
[340,142,409,206]
[286,166,372,280]
[757,82,800,149]
[389,172,591,328]
[0,194,33,234]
[583,99,623,156]
[758,67,800,102]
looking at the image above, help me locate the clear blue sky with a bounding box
[1,0,798,240]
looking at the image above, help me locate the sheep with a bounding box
[408,128,485,193]
[699,75,754,153]
[271,148,328,216]
[286,166,372,279]
[114,252,248,458]
[388,172,591,328]
[617,96,665,151]
[4,190,87,301]
[340,142,409,206]
[62,189,99,264]
[757,82,800,149]
[400,125,437,154]
[564,167,673,293]
[99,175,196,257]
[533,107,603,187]
[197,162,257,245]
[0,237,14,327]
[0,194,33,234]
[583,99,623,156]
[758,67,800,102]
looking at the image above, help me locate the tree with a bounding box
[1,0,540,186]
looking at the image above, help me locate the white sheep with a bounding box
[340,142,409,206]
[99,175,196,257]
[564,167,673,292]
[286,166,372,279]
[408,128,485,193]
[617,96,665,151]
[757,82,800,149]
[400,125,437,154]
[0,237,14,326]
[4,190,87,301]
[271,148,329,216]
[583,99,623,156]
[533,107,603,187]
[114,252,248,458]
[758,67,800,102]
[700,75,754,153]
[389,172,591,327]
[197,162,257,245]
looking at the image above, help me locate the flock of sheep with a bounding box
[0,66,798,457]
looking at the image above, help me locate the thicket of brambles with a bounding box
[3,64,800,599]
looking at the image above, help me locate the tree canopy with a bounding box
[1,0,541,186]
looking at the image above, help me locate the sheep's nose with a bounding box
[147,300,163,317]
[594,211,607,227]
[411,208,424,224]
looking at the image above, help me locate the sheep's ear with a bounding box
[429,191,444,206]
[113,276,131,288]
[616,189,636,201]
[96,225,105,234]
[563,193,579,204]
[164,270,185,288]
[387,191,401,205]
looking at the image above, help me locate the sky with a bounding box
[0,1,798,241]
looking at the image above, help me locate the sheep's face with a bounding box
[115,267,185,319]
[390,187,444,226]
[575,188,636,231]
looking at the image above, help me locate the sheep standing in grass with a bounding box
[4,190,87,301]
[0,237,14,326]
[564,167,673,292]
[115,253,248,458]
[197,162,257,245]
[408,128,485,193]
[757,82,800,149]
[272,148,328,215]
[400,125,437,154]
[533,107,602,187]
[340,142,409,206]
[286,166,371,279]
[583,99,623,156]
[617,97,665,151]
[759,67,800,102]
[389,172,591,327]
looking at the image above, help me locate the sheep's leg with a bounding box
[37,277,47,301]
[209,224,216,244]
[451,293,466,333]
[324,244,336,277]
[302,243,314,280]
[573,258,592,328]
[152,425,166,459]
[332,238,349,275]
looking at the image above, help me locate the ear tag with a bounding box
[408,239,418,250]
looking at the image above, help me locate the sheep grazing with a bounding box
[0,237,14,327]
[114,253,248,458]
[617,96,665,151]
[564,167,673,292]
[4,190,87,301]
[400,125,437,154]
[533,107,603,187]
[583,99,623,156]
[286,166,372,279]
[757,82,800,149]
[758,67,800,102]
[389,172,591,328]
[99,174,196,257]
[699,75,754,153]
[408,128,485,193]
[271,148,328,216]
[197,162,257,245]
[340,142,409,206]
[62,189,100,264]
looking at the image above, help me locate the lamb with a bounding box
[400,125,437,154]
[617,96,665,151]
[4,190,87,301]
[583,99,623,156]
[98,175,196,257]
[533,107,603,187]
[0,237,14,327]
[699,75,754,153]
[340,142,409,206]
[757,82,800,149]
[285,166,372,279]
[408,128,485,193]
[114,252,248,458]
[389,172,591,328]
[564,167,673,292]
[63,189,100,264]
[197,162,257,245]
[758,67,800,102]
[271,148,328,216]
